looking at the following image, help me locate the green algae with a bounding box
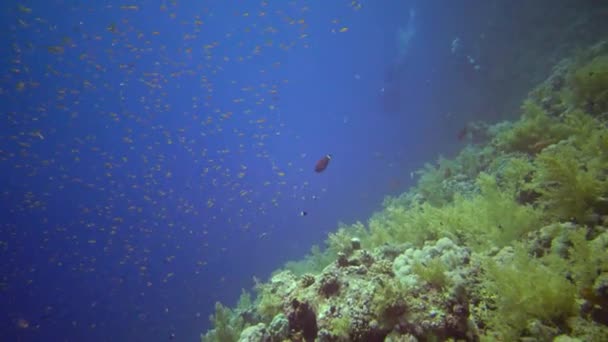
[201,302,244,342]
[571,55,608,114]
[480,245,577,341]
[494,99,573,154]
[411,256,450,290]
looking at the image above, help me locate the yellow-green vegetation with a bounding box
[571,54,608,114]
[255,282,283,322]
[530,110,608,222]
[236,289,252,311]
[479,245,577,341]
[283,244,336,275]
[559,229,608,292]
[371,279,408,324]
[413,147,493,207]
[364,172,544,252]
[329,314,352,337]
[201,302,245,342]
[411,257,450,290]
[489,154,536,204]
[285,163,547,270]
[457,145,494,179]
[494,100,572,154]
[283,221,368,275]
[327,222,368,254]
[414,159,456,206]
[533,143,603,221]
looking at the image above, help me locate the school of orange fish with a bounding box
[1,1,363,332]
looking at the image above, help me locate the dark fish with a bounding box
[299,211,308,216]
[457,126,468,141]
[314,154,332,173]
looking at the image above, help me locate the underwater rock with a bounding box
[384,332,419,342]
[239,307,262,326]
[265,271,298,300]
[287,299,318,342]
[356,249,375,267]
[338,249,375,269]
[318,273,341,298]
[377,243,410,261]
[299,274,315,288]
[593,272,608,300]
[526,319,560,341]
[370,259,394,276]
[393,238,473,291]
[238,323,269,342]
[585,272,608,326]
[527,222,573,257]
[350,237,361,250]
[553,336,584,342]
[336,252,350,268]
[268,314,289,342]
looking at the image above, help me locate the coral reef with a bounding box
[200,41,608,342]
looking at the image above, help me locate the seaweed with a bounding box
[480,246,576,340]
[411,257,450,290]
[201,302,245,342]
[364,172,543,252]
[570,55,608,115]
[532,143,603,222]
[326,221,368,255]
[255,284,283,322]
[283,244,335,275]
[328,314,352,338]
[414,157,457,207]
[236,289,253,311]
[370,279,408,326]
[494,100,572,154]
[366,201,441,248]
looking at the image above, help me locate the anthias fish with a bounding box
[315,154,332,173]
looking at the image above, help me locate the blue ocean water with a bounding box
[1,1,604,341]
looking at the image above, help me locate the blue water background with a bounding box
[1,0,604,341]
